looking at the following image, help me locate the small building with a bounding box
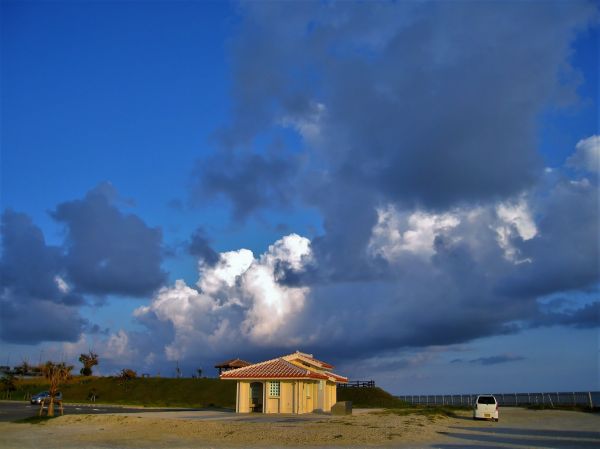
[214,358,252,375]
[220,351,348,414]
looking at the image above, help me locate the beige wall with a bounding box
[234,379,339,414]
[237,381,250,413]
[324,381,336,412]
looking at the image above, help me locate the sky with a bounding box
[1,0,598,395]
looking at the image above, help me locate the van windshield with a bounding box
[477,396,496,404]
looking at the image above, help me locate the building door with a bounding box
[250,382,263,413]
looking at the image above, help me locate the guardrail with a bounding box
[396,391,599,408]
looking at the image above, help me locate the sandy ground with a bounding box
[0,407,598,448]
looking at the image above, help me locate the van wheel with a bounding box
[494,418,499,422]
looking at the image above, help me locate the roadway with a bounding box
[0,401,206,422]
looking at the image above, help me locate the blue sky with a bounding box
[1,0,598,394]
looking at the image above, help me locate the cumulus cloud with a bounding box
[0,183,169,345]
[0,210,87,343]
[127,156,598,371]
[369,206,461,260]
[192,0,596,286]
[133,234,313,362]
[567,135,600,173]
[52,182,167,297]
[6,1,598,375]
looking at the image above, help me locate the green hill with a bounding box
[7,377,406,410]
[337,386,408,408]
[10,376,236,408]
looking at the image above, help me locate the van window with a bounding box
[477,396,496,404]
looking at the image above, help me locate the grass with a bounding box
[337,387,409,408]
[371,405,466,418]
[8,376,236,409]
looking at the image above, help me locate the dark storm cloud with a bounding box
[193,149,300,220]
[187,227,219,266]
[451,354,526,365]
[225,0,595,206]
[52,183,167,297]
[0,210,86,343]
[500,178,599,298]
[532,301,600,329]
[469,355,526,366]
[127,1,598,373]
[196,0,596,277]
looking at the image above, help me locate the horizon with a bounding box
[1,0,598,396]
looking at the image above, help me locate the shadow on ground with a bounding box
[435,426,600,449]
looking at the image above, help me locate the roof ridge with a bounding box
[221,356,297,374]
[282,351,334,369]
[278,357,311,373]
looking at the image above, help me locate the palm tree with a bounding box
[40,362,72,416]
[78,351,99,376]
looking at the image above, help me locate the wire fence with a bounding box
[396,391,599,408]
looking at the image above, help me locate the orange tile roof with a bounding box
[214,358,251,369]
[220,356,347,383]
[325,371,348,383]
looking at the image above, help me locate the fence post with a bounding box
[515,393,518,406]
[573,392,576,406]
[588,392,593,409]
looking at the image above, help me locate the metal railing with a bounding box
[396,391,599,408]
[338,380,376,388]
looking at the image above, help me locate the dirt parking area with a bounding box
[0,407,598,448]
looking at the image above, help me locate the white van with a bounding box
[473,394,499,421]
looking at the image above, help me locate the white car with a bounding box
[473,394,499,421]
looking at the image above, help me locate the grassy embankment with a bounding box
[337,387,470,418]
[9,376,236,409]
[8,378,467,418]
[337,386,408,408]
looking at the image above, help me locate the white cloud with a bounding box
[495,198,537,263]
[133,234,313,361]
[197,249,254,296]
[369,205,460,260]
[103,330,137,367]
[567,135,600,174]
[369,199,540,265]
[54,275,70,294]
[241,234,312,343]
